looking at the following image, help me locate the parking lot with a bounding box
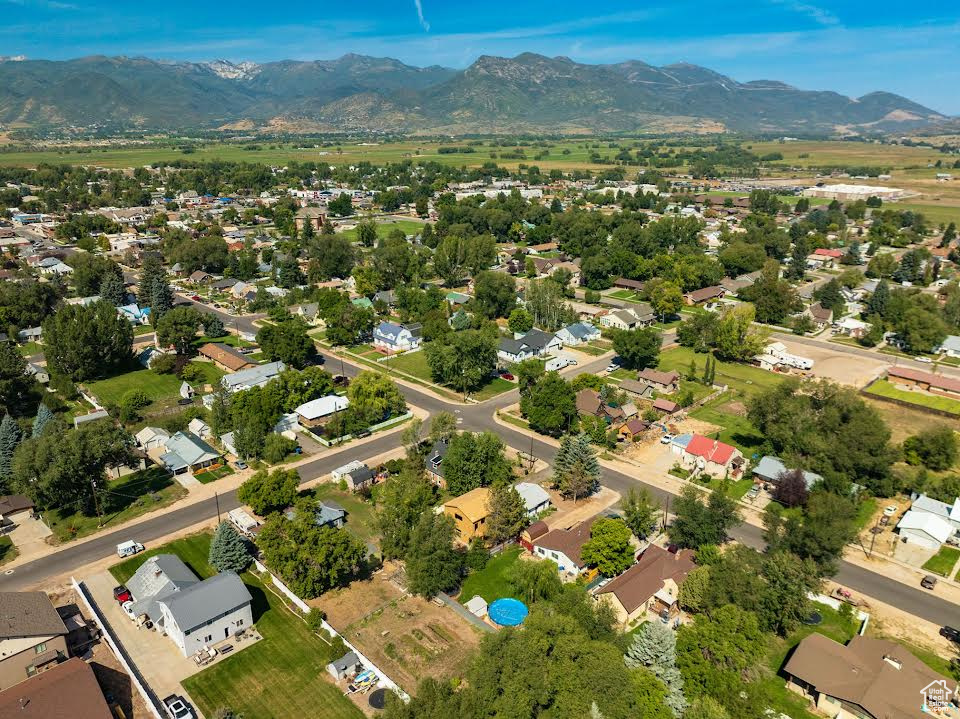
[775,338,889,387]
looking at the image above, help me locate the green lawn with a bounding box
[472,377,515,401]
[193,334,254,349]
[110,532,362,718]
[17,342,43,357]
[922,546,960,577]
[854,497,878,531]
[312,484,379,544]
[195,465,235,484]
[457,547,523,604]
[0,536,18,566]
[689,397,766,455]
[134,325,155,337]
[338,219,426,241]
[865,380,960,416]
[658,347,783,399]
[47,468,186,543]
[700,477,754,499]
[607,289,641,301]
[574,343,609,356]
[189,361,227,387]
[86,367,183,405]
[381,350,432,381]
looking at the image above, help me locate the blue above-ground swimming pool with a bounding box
[488,598,529,627]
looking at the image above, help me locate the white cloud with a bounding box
[414,0,429,32]
[769,0,840,27]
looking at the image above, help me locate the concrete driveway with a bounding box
[85,570,200,700]
[7,514,53,563]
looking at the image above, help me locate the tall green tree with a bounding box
[486,481,528,544]
[237,468,298,516]
[99,273,126,306]
[442,431,511,495]
[581,517,634,577]
[376,463,435,559]
[612,328,661,370]
[0,341,34,416]
[208,520,252,573]
[156,305,203,355]
[405,511,463,597]
[31,403,53,438]
[520,371,577,436]
[625,622,687,718]
[43,301,133,381]
[0,414,20,488]
[552,433,600,501]
[256,318,316,369]
[668,486,741,549]
[621,486,660,539]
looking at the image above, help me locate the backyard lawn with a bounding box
[457,547,523,604]
[922,546,960,577]
[111,533,362,719]
[312,484,379,544]
[193,334,254,349]
[658,347,783,399]
[380,349,515,400]
[864,380,960,417]
[47,468,186,543]
[689,397,766,456]
[86,366,183,405]
[338,219,426,242]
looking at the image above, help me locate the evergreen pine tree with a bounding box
[150,276,173,325]
[204,314,226,338]
[99,273,126,306]
[138,255,165,309]
[208,521,251,573]
[32,403,53,438]
[625,622,688,717]
[868,279,890,318]
[552,433,600,502]
[0,414,21,486]
[687,358,698,381]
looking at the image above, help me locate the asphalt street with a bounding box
[6,302,959,627]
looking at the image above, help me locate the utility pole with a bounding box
[215,491,221,524]
[90,477,104,528]
[868,515,879,558]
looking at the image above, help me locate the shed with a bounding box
[327,651,362,681]
[464,595,488,618]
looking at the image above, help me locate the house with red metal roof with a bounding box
[680,434,745,478]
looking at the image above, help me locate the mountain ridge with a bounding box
[0,52,946,134]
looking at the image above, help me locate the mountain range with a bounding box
[0,53,947,135]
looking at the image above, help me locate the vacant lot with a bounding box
[864,380,960,416]
[658,347,783,399]
[48,467,186,543]
[313,565,482,692]
[111,533,362,719]
[338,219,426,241]
[85,367,183,405]
[864,396,960,443]
[312,484,379,544]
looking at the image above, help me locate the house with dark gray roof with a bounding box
[497,328,562,363]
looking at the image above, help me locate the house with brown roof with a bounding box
[804,302,834,330]
[533,519,596,577]
[442,487,492,543]
[0,495,34,526]
[596,545,696,626]
[0,657,112,719]
[652,397,680,414]
[684,286,725,305]
[636,368,680,394]
[520,520,550,552]
[198,342,256,373]
[613,278,645,292]
[618,418,650,442]
[576,389,622,422]
[887,366,960,398]
[784,633,957,719]
[0,592,69,690]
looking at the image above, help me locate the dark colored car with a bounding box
[500,371,515,381]
[940,626,960,643]
[922,575,938,590]
[113,586,131,603]
[333,375,350,388]
[190,295,201,302]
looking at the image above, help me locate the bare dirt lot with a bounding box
[776,339,889,387]
[311,563,483,693]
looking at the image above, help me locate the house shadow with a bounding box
[91,661,134,718]
[246,580,271,624]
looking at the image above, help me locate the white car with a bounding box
[883,505,898,517]
[660,434,675,445]
[121,600,137,620]
[605,363,620,373]
[163,695,196,719]
[915,357,933,364]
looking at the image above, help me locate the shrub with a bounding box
[262,433,297,464]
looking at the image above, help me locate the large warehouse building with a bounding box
[802,184,907,201]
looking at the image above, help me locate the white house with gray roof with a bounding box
[555,321,601,346]
[158,572,252,656]
[160,431,220,475]
[219,361,286,394]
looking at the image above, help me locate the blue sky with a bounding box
[2,0,958,113]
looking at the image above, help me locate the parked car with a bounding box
[605,362,621,373]
[190,294,201,302]
[113,586,131,603]
[355,429,371,439]
[500,371,515,381]
[659,434,675,445]
[940,626,960,643]
[163,695,196,719]
[922,575,938,590]
[883,505,898,517]
[916,357,933,364]
[233,460,248,470]
[120,600,137,620]
[116,540,144,558]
